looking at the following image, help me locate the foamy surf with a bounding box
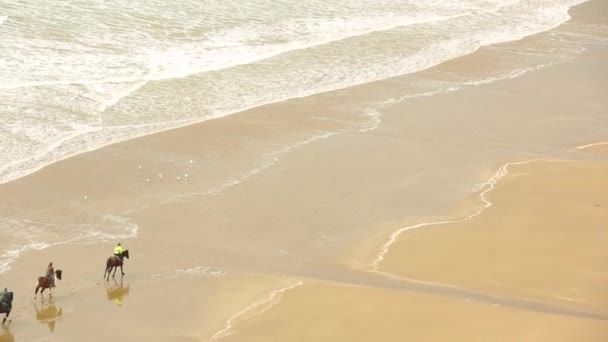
[148,266,226,282]
[0,0,594,185]
[0,214,138,274]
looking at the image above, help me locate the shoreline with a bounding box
[365,140,608,271]
[575,142,608,150]
[3,144,607,340]
[367,159,536,269]
[213,144,608,342]
[378,153,608,311]
[1,0,607,340]
[0,1,593,186]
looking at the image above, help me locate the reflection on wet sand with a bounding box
[35,299,63,333]
[106,280,130,307]
[0,327,13,342]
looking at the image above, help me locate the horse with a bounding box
[104,250,129,281]
[0,290,13,324]
[34,270,63,299]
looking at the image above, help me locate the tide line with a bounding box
[210,280,303,341]
[368,159,537,270]
[574,141,608,150]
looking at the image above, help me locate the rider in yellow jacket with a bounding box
[114,243,123,257]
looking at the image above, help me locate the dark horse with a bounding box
[0,290,14,324]
[35,270,63,299]
[104,250,129,281]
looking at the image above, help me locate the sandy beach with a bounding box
[1,0,608,341]
[380,158,608,309]
[218,281,608,342]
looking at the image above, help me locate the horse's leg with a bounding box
[120,263,125,276]
[112,265,117,278]
[35,284,40,299]
[2,312,6,325]
[105,258,113,279]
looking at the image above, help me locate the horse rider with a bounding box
[114,243,124,260]
[46,262,55,288]
[0,287,11,313]
[0,287,9,303]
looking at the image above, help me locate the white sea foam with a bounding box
[0,214,138,274]
[0,4,472,91]
[359,108,382,133]
[0,0,594,185]
[148,266,226,282]
[0,242,51,275]
[0,2,492,90]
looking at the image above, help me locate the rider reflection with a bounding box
[105,279,130,307]
[35,299,63,333]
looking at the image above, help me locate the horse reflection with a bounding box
[0,327,13,342]
[35,299,63,332]
[105,279,130,307]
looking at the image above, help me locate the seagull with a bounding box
[84,195,88,201]
[146,178,150,183]
[176,176,182,181]
[184,173,189,179]
[138,165,142,171]
[158,173,163,181]
[189,159,194,165]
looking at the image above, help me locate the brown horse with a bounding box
[34,270,62,299]
[104,250,129,281]
[0,290,13,324]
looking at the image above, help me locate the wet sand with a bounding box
[219,281,608,342]
[380,159,608,312]
[1,0,607,341]
[206,146,608,342]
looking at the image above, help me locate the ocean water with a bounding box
[0,214,138,274]
[0,0,589,185]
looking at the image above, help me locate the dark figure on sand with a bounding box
[0,287,14,324]
[104,249,129,281]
